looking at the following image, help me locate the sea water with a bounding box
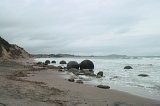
[34,57,160,100]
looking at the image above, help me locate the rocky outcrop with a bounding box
[0,36,30,59]
[67,61,79,69]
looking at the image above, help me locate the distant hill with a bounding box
[32,53,76,58]
[0,36,30,59]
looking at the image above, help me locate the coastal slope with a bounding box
[0,36,30,59]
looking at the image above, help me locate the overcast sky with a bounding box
[0,0,160,56]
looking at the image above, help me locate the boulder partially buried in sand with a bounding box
[124,66,133,69]
[67,61,79,69]
[80,60,94,70]
[51,60,56,63]
[59,60,67,64]
[45,60,50,64]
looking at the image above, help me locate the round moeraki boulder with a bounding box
[124,66,133,69]
[59,60,67,64]
[45,60,50,64]
[67,61,79,69]
[51,60,56,63]
[80,60,94,70]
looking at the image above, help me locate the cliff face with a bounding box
[0,36,30,59]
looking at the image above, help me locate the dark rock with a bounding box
[68,78,75,82]
[124,66,133,69]
[67,61,79,69]
[58,69,64,72]
[45,60,50,64]
[76,80,83,84]
[80,60,94,70]
[138,74,149,77]
[59,60,67,64]
[97,71,103,77]
[51,60,56,63]
[97,85,110,89]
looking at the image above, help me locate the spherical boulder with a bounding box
[45,60,50,64]
[80,60,94,70]
[124,66,133,69]
[51,60,56,63]
[67,61,79,69]
[59,60,67,64]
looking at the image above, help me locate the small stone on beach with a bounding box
[68,78,75,82]
[76,80,83,84]
[97,85,110,89]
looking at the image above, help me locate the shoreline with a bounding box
[23,69,160,106]
[35,57,160,101]
[61,71,160,101]
[0,58,160,106]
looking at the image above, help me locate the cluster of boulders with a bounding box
[35,59,103,78]
[35,59,151,90]
[66,60,105,85]
[35,60,57,68]
[66,60,103,77]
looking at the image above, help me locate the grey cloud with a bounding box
[0,0,160,56]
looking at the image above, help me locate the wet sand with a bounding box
[0,58,160,106]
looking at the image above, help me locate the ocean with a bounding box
[34,56,160,100]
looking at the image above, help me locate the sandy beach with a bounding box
[0,58,160,106]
